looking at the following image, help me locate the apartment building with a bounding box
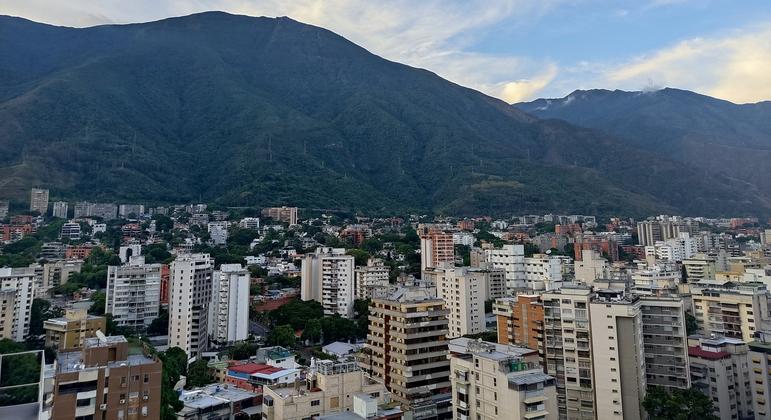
[0,266,35,341]
[493,295,545,368]
[106,256,161,328]
[639,295,691,390]
[749,331,771,419]
[50,335,162,420]
[354,258,390,300]
[210,264,250,345]
[589,290,646,420]
[0,200,8,219]
[683,253,718,281]
[418,224,455,272]
[44,308,106,351]
[263,360,391,420]
[449,337,558,420]
[239,217,260,230]
[52,201,68,219]
[524,254,565,292]
[691,281,771,342]
[168,253,214,357]
[574,249,608,284]
[41,259,83,296]
[637,220,694,246]
[261,206,298,225]
[433,267,486,338]
[208,221,229,245]
[483,244,526,291]
[630,262,681,296]
[362,285,452,419]
[30,188,49,214]
[541,285,595,419]
[301,247,355,318]
[178,384,261,420]
[688,335,754,420]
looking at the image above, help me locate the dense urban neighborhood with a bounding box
[2,189,771,419]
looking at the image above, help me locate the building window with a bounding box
[144,374,149,383]
[311,400,320,406]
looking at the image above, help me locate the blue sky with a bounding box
[2,0,771,103]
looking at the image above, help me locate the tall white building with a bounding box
[574,249,608,284]
[354,258,390,300]
[169,253,214,357]
[589,290,646,420]
[30,188,49,214]
[105,256,161,328]
[434,267,486,338]
[209,264,250,345]
[52,201,68,219]
[208,221,229,245]
[0,267,35,341]
[484,244,526,291]
[238,217,260,230]
[60,222,81,241]
[524,254,564,291]
[301,247,355,318]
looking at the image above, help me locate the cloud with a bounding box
[0,0,564,101]
[603,25,771,103]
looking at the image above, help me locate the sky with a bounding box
[2,0,771,103]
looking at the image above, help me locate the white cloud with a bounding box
[601,25,771,103]
[0,0,565,101]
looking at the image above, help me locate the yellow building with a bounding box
[44,308,106,351]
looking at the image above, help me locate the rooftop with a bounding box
[688,345,730,361]
[448,337,536,361]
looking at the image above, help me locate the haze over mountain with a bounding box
[0,12,769,216]
[516,88,771,194]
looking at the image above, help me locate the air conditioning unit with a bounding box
[120,399,126,404]
[100,404,107,410]
[143,395,149,400]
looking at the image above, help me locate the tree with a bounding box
[89,291,106,315]
[158,347,186,420]
[268,300,323,330]
[685,313,699,335]
[301,318,323,344]
[0,339,41,406]
[147,308,169,336]
[346,249,369,266]
[227,342,258,360]
[642,387,718,420]
[29,298,63,336]
[186,358,213,388]
[267,325,296,348]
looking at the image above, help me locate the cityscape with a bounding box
[3,2,771,420]
[2,190,771,419]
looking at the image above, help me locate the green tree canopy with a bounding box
[642,386,718,420]
[267,325,296,348]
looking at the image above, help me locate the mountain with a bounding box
[516,88,771,194]
[0,13,769,217]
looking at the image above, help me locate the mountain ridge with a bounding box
[1,12,769,216]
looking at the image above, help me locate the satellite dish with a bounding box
[546,249,552,255]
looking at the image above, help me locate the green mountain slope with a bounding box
[516,88,771,193]
[0,13,769,216]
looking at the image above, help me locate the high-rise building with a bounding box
[524,253,565,291]
[210,264,250,345]
[542,285,595,419]
[362,284,452,419]
[118,204,145,218]
[688,335,754,420]
[354,258,390,300]
[169,253,214,357]
[301,247,355,318]
[52,201,68,219]
[50,335,162,420]
[43,308,106,351]
[0,267,35,341]
[239,217,260,230]
[433,267,486,338]
[639,295,691,391]
[418,224,455,272]
[748,331,771,419]
[60,222,82,240]
[690,281,771,341]
[29,188,49,214]
[574,249,608,284]
[589,290,646,420]
[261,206,298,225]
[630,262,681,296]
[493,295,546,368]
[208,221,229,245]
[484,244,526,291]
[106,256,162,328]
[262,360,392,420]
[448,337,558,420]
[637,220,693,247]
